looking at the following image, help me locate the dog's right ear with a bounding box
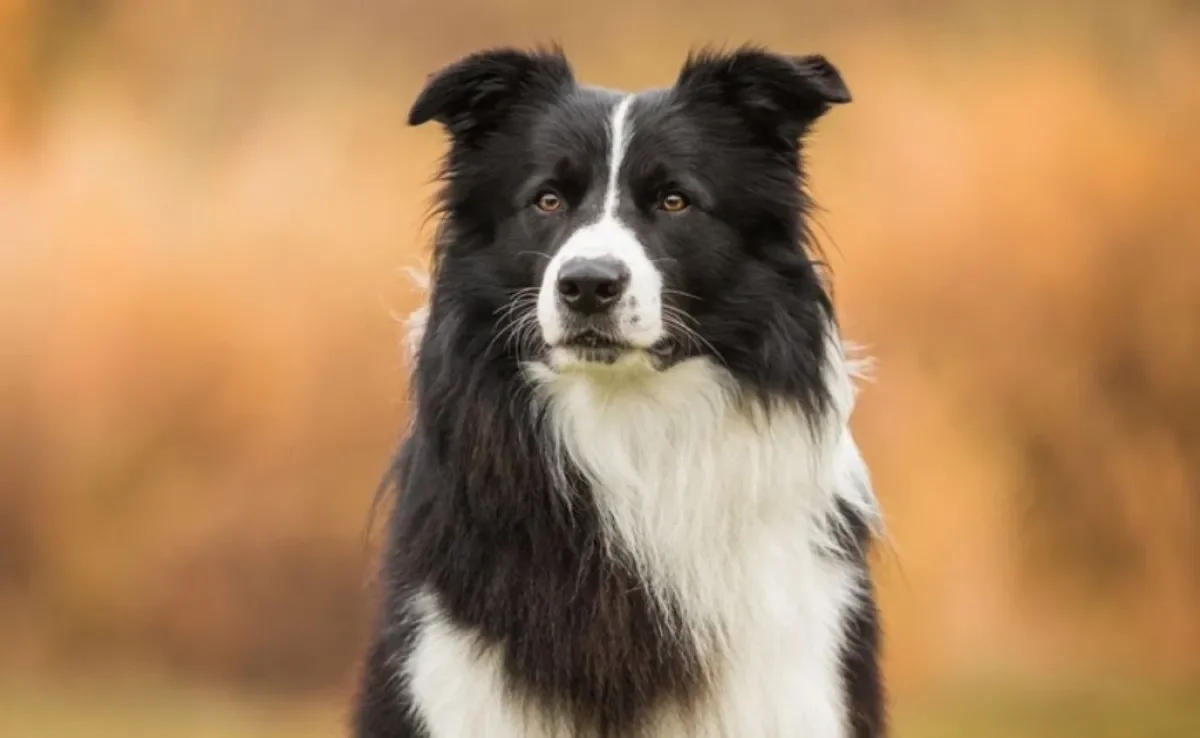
[408,47,575,141]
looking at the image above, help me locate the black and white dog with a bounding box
[355,45,884,738]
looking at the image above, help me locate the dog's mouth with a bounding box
[564,330,625,349]
[548,330,677,370]
[554,330,630,364]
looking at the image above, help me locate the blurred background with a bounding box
[2,1,1199,736]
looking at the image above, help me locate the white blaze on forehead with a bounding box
[536,93,665,352]
[603,95,635,217]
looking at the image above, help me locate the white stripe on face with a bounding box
[602,95,634,217]
[536,94,664,353]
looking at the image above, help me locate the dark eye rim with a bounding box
[659,191,690,212]
[533,189,564,213]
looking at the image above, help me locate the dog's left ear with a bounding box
[675,47,851,140]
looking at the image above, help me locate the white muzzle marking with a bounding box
[536,94,664,357]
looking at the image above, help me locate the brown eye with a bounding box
[535,190,563,213]
[660,192,689,212]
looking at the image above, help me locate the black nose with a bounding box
[556,257,630,315]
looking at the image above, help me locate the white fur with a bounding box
[403,328,879,737]
[401,267,431,363]
[405,591,569,737]
[537,94,664,349]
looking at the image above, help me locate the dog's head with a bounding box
[410,46,848,381]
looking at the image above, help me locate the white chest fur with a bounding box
[405,352,876,738]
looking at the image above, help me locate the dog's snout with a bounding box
[556,257,630,315]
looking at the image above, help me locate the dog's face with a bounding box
[410,47,848,375]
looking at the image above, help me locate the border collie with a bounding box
[355,45,884,738]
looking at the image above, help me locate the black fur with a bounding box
[354,44,884,737]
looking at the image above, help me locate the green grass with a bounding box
[1,680,1197,737]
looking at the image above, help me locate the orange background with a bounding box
[2,1,1198,735]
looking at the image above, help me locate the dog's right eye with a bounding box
[659,192,689,213]
[534,190,564,213]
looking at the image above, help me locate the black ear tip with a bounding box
[406,107,429,127]
[407,105,433,127]
[828,87,853,105]
[407,70,448,127]
[792,53,852,105]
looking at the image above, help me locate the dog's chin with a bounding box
[544,343,661,374]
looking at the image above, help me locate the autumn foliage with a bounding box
[1,0,1198,695]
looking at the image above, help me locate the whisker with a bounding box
[661,309,725,367]
[486,292,542,359]
[662,287,702,302]
[493,289,540,317]
[510,313,544,361]
[662,304,701,327]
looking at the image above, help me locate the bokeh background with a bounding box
[2,1,1199,736]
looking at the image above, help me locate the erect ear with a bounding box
[675,47,851,139]
[408,46,575,140]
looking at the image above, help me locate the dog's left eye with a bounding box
[659,192,689,212]
[534,190,564,213]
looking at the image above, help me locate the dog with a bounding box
[354,44,885,738]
